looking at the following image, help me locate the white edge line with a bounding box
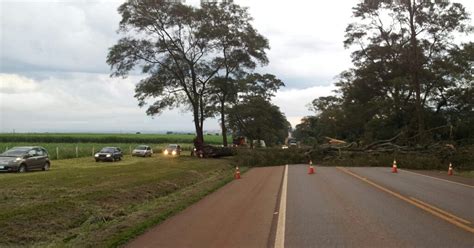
[275,164,288,248]
[399,169,474,189]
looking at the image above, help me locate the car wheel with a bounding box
[42,162,50,171]
[18,164,27,173]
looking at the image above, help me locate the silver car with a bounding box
[0,146,51,173]
[132,145,153,157]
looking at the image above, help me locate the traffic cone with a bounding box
[234,166,241,179]
[391,160,398,173]
[448,163,453,176]
[308,160,315,174]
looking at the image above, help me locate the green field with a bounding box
[0,133,227,144]
[0,155,237,247]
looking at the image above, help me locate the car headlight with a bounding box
[106,154,111,157]
[164,150,168,155]
[94,154,99,157]
[172,150,177,155]
[14,157,22,162]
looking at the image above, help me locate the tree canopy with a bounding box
[295,0,473,145]
[107,0,271,145]
[227,96,290,147]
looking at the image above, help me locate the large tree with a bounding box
[202,1,270,146]
[298,0,473,145]
[107,0,268,145]
[344,0,472,140]
[227,96,290,147]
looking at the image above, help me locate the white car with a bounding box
[132,145,153,157]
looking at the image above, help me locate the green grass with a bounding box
[0,154,237,247]
[0,142,195,160]
[455,171,474,178]
[0,133,227,145]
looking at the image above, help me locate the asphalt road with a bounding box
[285,165,474,247]
[127,165,474,248]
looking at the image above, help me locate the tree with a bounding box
[227,97,290,147]
[295,18,474,145]
[202,1,270,146]
[293,116,321,145]
[106,0,269,145]
[344,0,472,141]
[208,72,284,146]
[241,73,285,101]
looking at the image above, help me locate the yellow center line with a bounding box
[409,197,471,225]
[336,167,474,234]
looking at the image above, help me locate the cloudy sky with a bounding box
[0,0,472,133]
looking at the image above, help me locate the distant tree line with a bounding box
[294,0,473,146]
[107,0,289,147]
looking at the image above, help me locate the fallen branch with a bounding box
[364,131,403,150]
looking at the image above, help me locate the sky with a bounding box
[0,0,473,133]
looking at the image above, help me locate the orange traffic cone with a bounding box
[448,163,453,176]
[308,160,315,174]
[391,160,398,173]
[234,166,241,179]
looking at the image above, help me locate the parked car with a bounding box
[163,144,181,156]
[132,145,153,157]
[191,144,233,158]
[94,147,123,162]
[0,146,51,173]
[288,139,298,148]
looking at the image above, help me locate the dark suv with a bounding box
[0,146,51,173]
[163,144,181,156]
[94,147,123,162]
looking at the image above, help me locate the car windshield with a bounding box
[1,147,30,157]
[135,146,148,150]
[167,145,178,149]
[100,148,115,153]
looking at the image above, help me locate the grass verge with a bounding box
[0,155,237,247]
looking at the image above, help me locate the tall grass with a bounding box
[0,155,235,247]
[0,133,227,145]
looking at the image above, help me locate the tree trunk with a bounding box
[220,100,228,147]
[408,0,425,141]
[193,104,204,147]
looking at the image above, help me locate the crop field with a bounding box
[0,133,226,144]
[0,155,237,247]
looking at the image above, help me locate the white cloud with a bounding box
[0,73,219,133]
[272,84,336,128]
[0,73,39,93]
[0,1,121,73]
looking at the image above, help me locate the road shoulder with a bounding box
[402,169,474,187]
[126,166,284,248]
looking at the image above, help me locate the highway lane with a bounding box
[349,167,474,222]
[284,165,474,247]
